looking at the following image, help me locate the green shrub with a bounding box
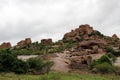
[27,58,44,71]
[91,53,118,74]
[12,59,29,74]
[0,50,17,72]
[106,53,116,63]
[27,58,54,74]
[95,62,115,74]
[114,66,120,75]
[0,49,29,74]
[92,54,112,66]
[42,61,54,74]
[105,46,119,56]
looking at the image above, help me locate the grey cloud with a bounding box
[0,0,120,45]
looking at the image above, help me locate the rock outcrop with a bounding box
[63,24,94,41]
[17,38,32,47]
[79,40,106,49]
[70,55,92,69]
[62,24,111,69]
[41,38,53,45]
[0,42,12,49]
[112,34,119,40]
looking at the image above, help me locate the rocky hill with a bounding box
[0,24,120,56]
[0,24,120,68]
[61,24,120,69]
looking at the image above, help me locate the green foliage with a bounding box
[95,62,115,74]
[27,58,54,74]
[91,53,118,74]
[95,31,104,37]
[27,58,44,72]
[0,49,54,74]
[17,49,32,55]
[114,66,120,75]
[88,31,104,38]
[62,39,74,43]
[48,43,74,54]
[105,46,120,56]
[92,54,112,66]
[0,49,29,74]
[0,51,16,72]
[105,46,115,53]
[12,59,29,74]
[106,53,117,63]
[1,72,120,80]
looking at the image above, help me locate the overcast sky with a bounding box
[0,0,120,45]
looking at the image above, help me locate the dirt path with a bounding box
[50,53,70,72]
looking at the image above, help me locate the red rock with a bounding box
[41,38,53,45]
[17,40,25,47]
[112,34,119,40]
[63,24,94,41]
[0,42,12,48]
[17,38,32,47]
[25,38,32,44]
[80,40,106,48]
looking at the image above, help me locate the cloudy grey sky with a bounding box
[0,0,120,45]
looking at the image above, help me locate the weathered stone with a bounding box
[25,38,32,44]
[41,38,53,45]
[63,24,94,41]
[80,40,106,49]
[17,38,32,47]
[0,42,12,48]
[17,40,25,47]
[112,34,118,40]
[70,55,92,69]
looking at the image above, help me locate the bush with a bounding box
[92,54,112,66]
[0,49,17,72]
[95,62,115,74]
[27,58,54,74]
[105,46,119,56]
[0,49,29,74]
[114,66,120,75]
[27,58,44,71]
[0,49,54,74]
[106,53,116,63]
[91,53,118,74]
[12,59,29,74]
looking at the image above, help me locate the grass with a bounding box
[0,72,120,80]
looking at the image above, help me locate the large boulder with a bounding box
[70,55,92,69]
[41,38,53,45]
[63,24,94,41]
[80,40,106,49]
[25,38,32,44]
[17,38,32,47]
[0,42,12,49]
[112,34,119,40]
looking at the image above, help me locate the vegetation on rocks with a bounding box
[91,53,120,74]
[0,49,53,74]
[0,49,29,74]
